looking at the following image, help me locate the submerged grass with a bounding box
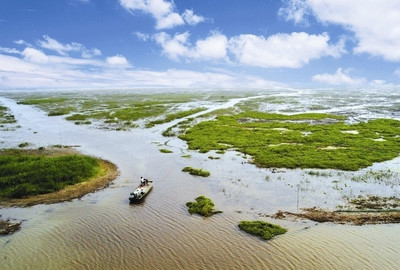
[238,220,287,240]
[179,112,400,171]
[186,195,222,217]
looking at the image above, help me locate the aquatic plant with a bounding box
[182,167,210,177]
[186,195,222,217]
[179,112,400,171]
[0,150,100,199]
[0,106,16,125]
[18,142,30,148]
[238,220,287,240]
[159,148,173,153]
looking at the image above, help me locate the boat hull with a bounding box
[129,182,153,203]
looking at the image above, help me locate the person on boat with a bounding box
[140,188,144,195]
[140,177,145,187]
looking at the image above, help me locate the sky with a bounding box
[1,0,400,90]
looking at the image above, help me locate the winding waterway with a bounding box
[1,90,400,269]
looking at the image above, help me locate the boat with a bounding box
[129,180,153,203]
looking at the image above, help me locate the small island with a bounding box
[238,220,287,240]
[0,147,119,207]
[186,195,222,217]
[182,167,210,177]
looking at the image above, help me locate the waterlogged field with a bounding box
[10,91,246,130]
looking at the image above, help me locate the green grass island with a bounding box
[186,195,222,217]
[238,220,287,241]
[0,148,119,207]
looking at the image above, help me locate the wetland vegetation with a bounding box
[179,112,400,171]
[238,220,287,240]
[186,195,222,217]
[182,167,210,177]
[12,92,245,131]
[0,148,118,206]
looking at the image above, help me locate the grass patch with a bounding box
[179,112,400,171]
[0,149,101,199]
[0,106,17,125]
[159,148,173,153]
[186,195,222,217]
[182,167,210,177]
[238,220,287,240]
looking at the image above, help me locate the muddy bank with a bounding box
[0,148,119,207]
[268,208,400,226]
[0,219,21,235]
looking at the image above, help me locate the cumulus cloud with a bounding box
[153,31,344,68]
[280,0,400,62]
[119,0,204,29]
[106,55,130,67]
[229,32,345,68]
[312,68,366,85]
[182,9,205,25]
[153,31,228,62]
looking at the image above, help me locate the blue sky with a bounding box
[1,0,400,90]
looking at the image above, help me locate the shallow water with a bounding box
[1,90,400,270]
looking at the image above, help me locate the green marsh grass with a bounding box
[238,220,287,240]
[182,167,210,177]
[186,195,222,217]
[13,93,222,130]
[0,149,100,199]
[179,112,400,171]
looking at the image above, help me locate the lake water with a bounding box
[1,89,400,269]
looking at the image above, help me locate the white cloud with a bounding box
[153,31,345,68]
[0,36,282,89]
[119,0,204,29]
[38,35,101,58]
[153,32,190,61]
[312,68,366,85]
[134,31,150,41]
[229,32,345,68]
[106,55,130,67]
[153,31,228,62]
[182,9,205,25]
[22,47,49,64]
[0,47,21,54]
[281,0,400,62]
[279,0,310,26]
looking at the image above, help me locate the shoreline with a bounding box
[267,208,400,226]
[0,150,119,207]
